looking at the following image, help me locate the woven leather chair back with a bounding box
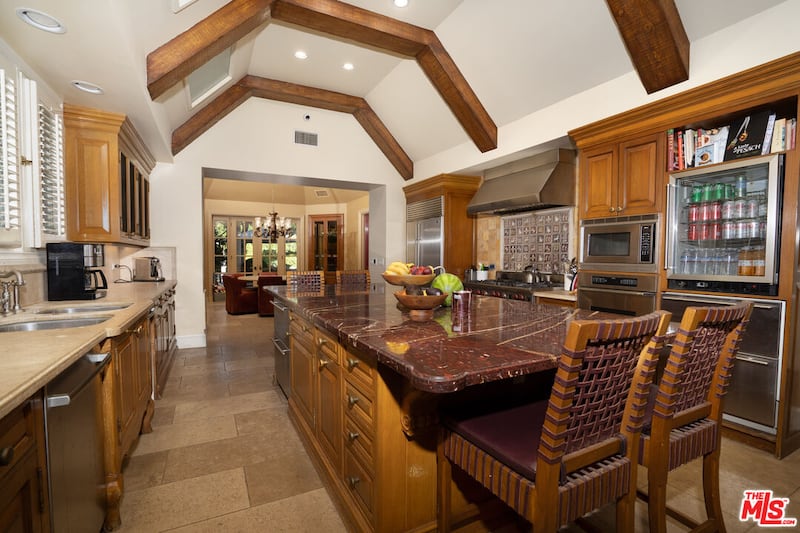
[335,270,370,287]
[286,270,324,290]
[654,301,751,423]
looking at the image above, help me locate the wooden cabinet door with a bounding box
[134,320,152,410]
[0,451,44,533]
[114,332,139,455]
[316,354,342,472]
[308,215,343,285]
[579,145,618,219]
[618,133,663,216]
[291,340,315,427]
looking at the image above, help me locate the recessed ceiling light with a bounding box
[294,50,308,60]
[71,80,104,95]
[394,0,409,7]
[343,63,354,71]
[16,8,66,34]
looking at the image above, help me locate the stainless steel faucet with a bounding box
[0,270,25,315]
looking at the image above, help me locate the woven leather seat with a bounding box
[438,310,671,532]
[638,301,752,533]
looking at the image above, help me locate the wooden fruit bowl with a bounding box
[394,290,447,321]
[382,273,436,286]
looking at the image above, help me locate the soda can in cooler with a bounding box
[703,184,713,202]
[691,185,703,203]
[709,222,722,241]
[733,199,746,219]
[721,200,734,220]
[710,201,721,221]
[699,223,710,241]
[688,223,698,241]
[735,221,747,239]
[760,221,767,239]
[713,183,725,201]
[700,203,711,221]
[745,197,759,218]
[688,204,700,222]
[747,220,760,239]
[722,221,736,240]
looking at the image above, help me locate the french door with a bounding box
[308,214,343,285]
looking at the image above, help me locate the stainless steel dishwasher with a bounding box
[45,352,110,533]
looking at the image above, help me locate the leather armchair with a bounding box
[257,274,286,316]
[222,274,258,315]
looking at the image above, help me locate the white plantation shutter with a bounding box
[38,102,64,238]
[0,67,21,245]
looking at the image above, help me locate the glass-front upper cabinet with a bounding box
[666,153,783,295]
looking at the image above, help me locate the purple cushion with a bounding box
[444,400,549,480]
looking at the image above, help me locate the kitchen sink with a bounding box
[0,316,112,333]
[34,303,132,315]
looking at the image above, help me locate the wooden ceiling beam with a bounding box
[605,0,689,94]
[147,0,275,100]
[148,0,497,159]
[171,76,414,180]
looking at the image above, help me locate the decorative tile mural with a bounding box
[501,207,575,273]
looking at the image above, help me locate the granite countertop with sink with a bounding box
[270,284,614,394]
[0,281,176,419]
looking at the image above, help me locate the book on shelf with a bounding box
[724,110,774,160]
[683,128,696,168]
[695,126,729,166]
[787,118,796,150]
[761,114,776,155]
[667,128,675,171]
[771,118,786,153]
[676,130,684,170]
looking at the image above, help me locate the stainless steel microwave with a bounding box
[580,215,659,273]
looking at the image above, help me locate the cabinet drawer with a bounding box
[0,401,36,478]
[290,315,314,352]
[344,448,375,522]
[343,415,374,475]
[343,351,375,389]
[343,380,375,436]
[316,328,340,365]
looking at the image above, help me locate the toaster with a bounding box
[133,257,165,281]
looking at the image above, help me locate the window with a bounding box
[0,64,20,246]
[36,99,64,239]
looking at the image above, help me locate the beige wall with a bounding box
[345,195,370,271]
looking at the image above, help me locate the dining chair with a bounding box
[437,310,671,532]
[335,270,370,287]
[638,301,752,533]
[286,270,324,291]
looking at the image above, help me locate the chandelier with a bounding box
[254,212,289,240]
[254,184,290,240]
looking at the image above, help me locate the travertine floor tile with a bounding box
[116,468,249,532]
[161,433,274,483]
[172,390,282,423]
[165,487,346,533]
[151,405,175,427]
[124,451,168,492]
[244,449,323,507]
[131,414,237,456]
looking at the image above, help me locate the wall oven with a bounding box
[580,214,659,273]
[577,272,658,316]
[660,292,784,434]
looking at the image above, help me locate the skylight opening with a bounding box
[187,48,232,108]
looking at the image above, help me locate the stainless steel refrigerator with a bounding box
[406,196,443,268]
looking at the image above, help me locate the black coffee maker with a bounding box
[46,243,108,300]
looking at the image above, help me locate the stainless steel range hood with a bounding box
[467,148,576,215]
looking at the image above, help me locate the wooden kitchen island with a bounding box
[270,285,616,532]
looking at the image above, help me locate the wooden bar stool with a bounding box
[335,270,370,287]
[638,301,752,532]
[285,270,324,291]
[437,310,671,532]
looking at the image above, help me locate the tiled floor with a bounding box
[116,301,800,532]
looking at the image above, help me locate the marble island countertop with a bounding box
[270,285,612,393]
[0,281,176,419]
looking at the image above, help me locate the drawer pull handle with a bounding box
[347,476,360,489]
[347,431,360,442]
[347,394,360,407]
[319,359,330,370]
[347,358,359,370]
[317,337,327,347]
[0,446,13,466]
[286,331,292,338]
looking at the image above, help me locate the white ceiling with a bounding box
[0,0,789,174]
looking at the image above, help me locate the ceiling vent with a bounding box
[314,189,329,198]
[294,130,318,146]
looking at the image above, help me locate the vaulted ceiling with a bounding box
[0,0,787,180]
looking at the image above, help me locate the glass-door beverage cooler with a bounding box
[666,154,784,295]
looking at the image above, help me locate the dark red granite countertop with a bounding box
[269,285,616,394]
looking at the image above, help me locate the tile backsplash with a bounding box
[502,207,575,273]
